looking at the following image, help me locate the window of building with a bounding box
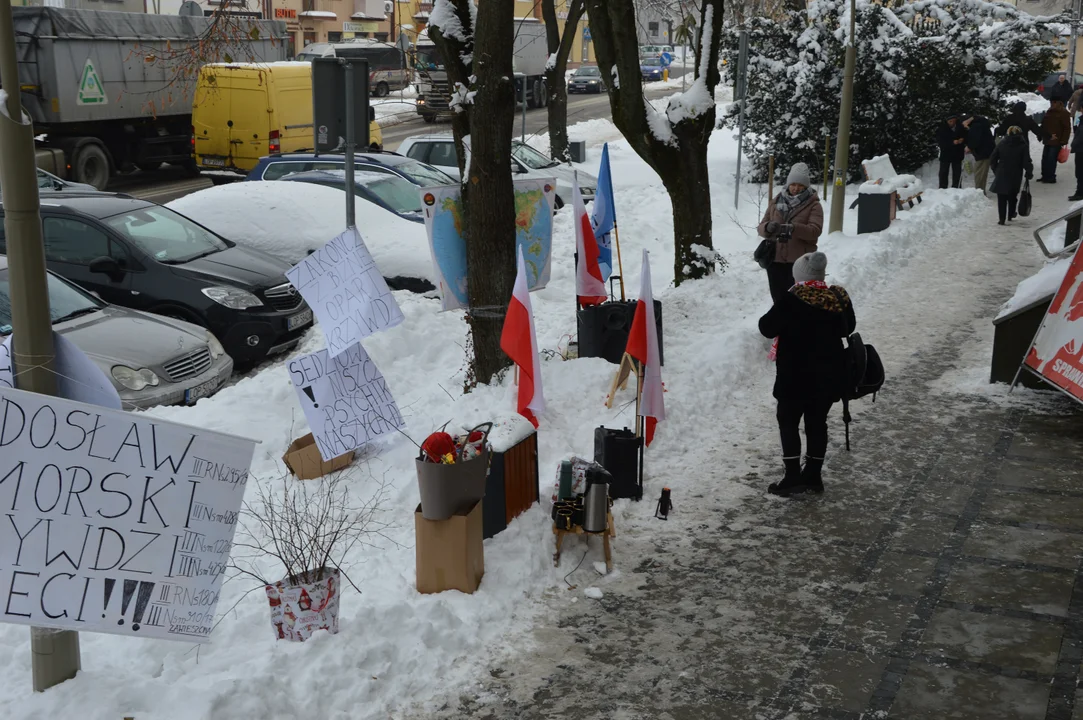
[648,21,659,37]
[327,31,343,42]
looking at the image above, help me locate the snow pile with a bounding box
[996,256,1072,321]
[167,182,434,284]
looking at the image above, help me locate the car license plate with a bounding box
[288,308,313,331]
[184,378,218,405]
[202,157,226,167]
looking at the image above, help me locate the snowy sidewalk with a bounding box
[402,179,1083,718]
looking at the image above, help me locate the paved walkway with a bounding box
[405,186,1083,719]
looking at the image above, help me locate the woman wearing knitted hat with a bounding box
[758,251,856,497]
[757,162,824,304]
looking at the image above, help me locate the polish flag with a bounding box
[625,249,664,446]
[575,180,607,306]
[500,246,544,427]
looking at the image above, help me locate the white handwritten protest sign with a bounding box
[1,333,122,409]
[285,228,405,359]
[0,386,256,643]
[287,342,404,462]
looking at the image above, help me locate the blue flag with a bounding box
[590,143,616,281]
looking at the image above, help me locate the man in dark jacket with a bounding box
[1071,122,1083,201]
[962,114,995,194]
[1052,74,1074,104]
[1040,99,1071,183]
[996,101,1044,144]
[937,115,966,189]
[758,252,857,497]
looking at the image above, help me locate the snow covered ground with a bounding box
[0,96,1055,719]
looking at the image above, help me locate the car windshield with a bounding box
[512,141,559,170]
[103,206,229,264]
[392,159,457,186]
[575,67,601,77]
[354,172,424,212]
[642,58,661,66]
[0,268,102,335]
[414,47,443,70]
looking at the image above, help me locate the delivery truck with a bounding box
[413,18,548,122]
[8,6,287,189]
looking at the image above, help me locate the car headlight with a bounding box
[112,365,160,391]
[588,79,598,84]
[206,333,226,361]
[201,286,263,310]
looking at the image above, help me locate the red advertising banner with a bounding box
[1024,241,1083,399]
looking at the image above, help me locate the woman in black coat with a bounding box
[989,126,1034,225]
[758,251,857,497]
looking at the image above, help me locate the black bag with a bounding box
[1018,180,1032,217]
[840,332,885,451]
[753,237,776,269]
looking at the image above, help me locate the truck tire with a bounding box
[72,142,111,190]
[375,82,390,97]
[540,79,549,107]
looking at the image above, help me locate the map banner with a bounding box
[1024,240,1083,402]
[420,178,555,312]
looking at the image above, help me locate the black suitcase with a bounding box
[594,426,643,500]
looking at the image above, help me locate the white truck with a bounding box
[413,18,548,122]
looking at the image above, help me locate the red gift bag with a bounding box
[1059,145,1071,164]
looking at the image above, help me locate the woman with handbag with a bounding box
[758,252,857,497]
[756,163,824,303]
[989,126,1033,225]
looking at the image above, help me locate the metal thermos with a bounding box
[583,466,610,533]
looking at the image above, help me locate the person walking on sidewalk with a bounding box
[1070,85,1083,120]
[1051,74,1075,104]
[1071,122,1083,202]
[1040,99,1071,183]
[757,162,824,304]
[758,252,857,498]
[990,126,1033,225]
[937,115,966,189]
[996,101,1044,145]
[962,114,995,194]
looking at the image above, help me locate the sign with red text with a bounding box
[1024,242,1083,400]
[0,386,255,643]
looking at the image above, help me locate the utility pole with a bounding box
[828,0,856,234]
[0,0,82,691]
[1070,0,1081,84]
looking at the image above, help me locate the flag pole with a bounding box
[613,222,626,301]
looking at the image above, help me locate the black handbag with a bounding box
[753,237,776,269]
[1018,180,1032,217]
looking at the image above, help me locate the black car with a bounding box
[568,65,605,94]
[0,195,314,367]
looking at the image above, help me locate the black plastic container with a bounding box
[594,426,643,501]
[577,300,664,366]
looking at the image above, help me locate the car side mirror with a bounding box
[89,256,124,282]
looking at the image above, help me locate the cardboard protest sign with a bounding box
[285,228,404,359]
[1,332,123,409]
[287,341,405,462]
[1024,241,1083,401]
[0,385,256,643]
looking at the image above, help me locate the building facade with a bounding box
[15,0,146,12]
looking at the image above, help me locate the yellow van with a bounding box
[192,62,383,176]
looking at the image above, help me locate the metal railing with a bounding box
[1033,204,1083,258]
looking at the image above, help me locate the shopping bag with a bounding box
[265,568,340,642]
[1019,181,1032,217]
[1059,145,1071,164]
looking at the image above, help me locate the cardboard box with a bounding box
[282,433,354,480]
[415,500,484,594]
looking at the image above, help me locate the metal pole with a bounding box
[828,0,857,234]
[768,155,775,203]
[734,30,748,210]
[344,59,356,230]
[1071,0,1081,83]
[0,0,81,691]
[823,136,831,198]
[521,78,527,144]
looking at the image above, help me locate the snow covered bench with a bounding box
[861,154,924,209]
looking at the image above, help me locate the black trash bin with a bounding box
[577,300,664,365]
[594,426,643,500]
[856,188,897,234]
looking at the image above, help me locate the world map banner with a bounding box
[420,178,555,312]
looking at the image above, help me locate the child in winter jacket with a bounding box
[758,251,856,497]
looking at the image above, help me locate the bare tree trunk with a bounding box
[543,0,586,162]
[587,0,725,285]
[431,0,517,386]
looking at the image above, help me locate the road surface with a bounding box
[110,79,687,205]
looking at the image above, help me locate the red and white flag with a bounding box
[500,246,544,427]
[625,249,664,446]
[575,180,607,306]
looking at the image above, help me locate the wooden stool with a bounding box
[553,511,615,572]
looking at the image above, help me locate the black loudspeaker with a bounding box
[594,426,643,501]
[577,300,664,366]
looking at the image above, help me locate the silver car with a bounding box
[0,256,233,409]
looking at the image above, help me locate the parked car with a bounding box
[246,151,456,188]
[1,168,100,197]
[0,195,314,368]
[278,170,425,223]
[296,40,410,97]
[569,65,605,94]
[1038,72,1083,99]
[641,57,665,82]
[0,255,233,408]
[640,44,674,58]
[398,135,597,207]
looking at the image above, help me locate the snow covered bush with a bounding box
[722,0,1061,182]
